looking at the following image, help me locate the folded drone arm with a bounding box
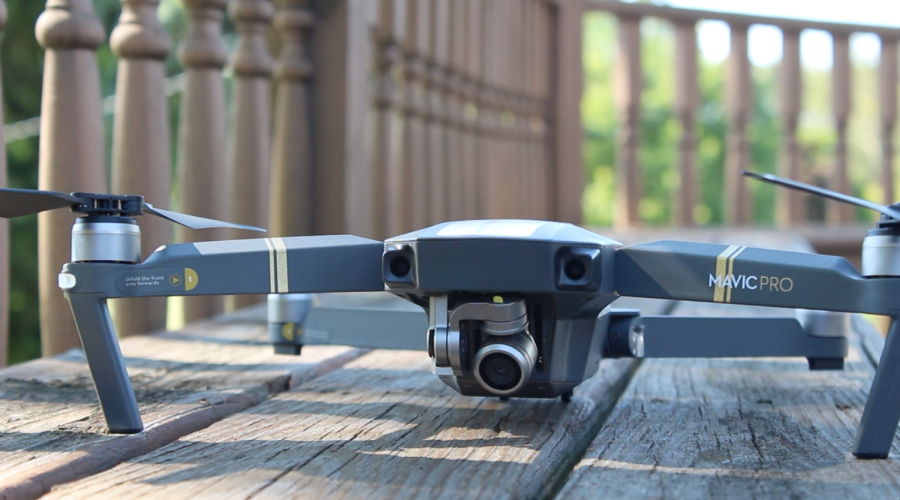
[614,240,900,315]
[269,292,428,354]
[598,309,847,369]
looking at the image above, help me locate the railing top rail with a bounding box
[587,0,900,38]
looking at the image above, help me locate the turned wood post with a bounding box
[176,0,229,322]
[445,0,465,221]
[880,36,898,206]
[724,23,752,225]
[269,0,314,238]
[109,0,172,337]
[477,0,496,219]
[425,0,449,224]
[613,15,642,228]
[830,31,853,224]
[551,0,584,224]
[402,0,430,230]
[370,0,406,238]
[35,0,107,356]
[777,28,804,226]
[0,0,7,366]
[459,0,481,221]
[225,0,273,311]
[673,20,698,226]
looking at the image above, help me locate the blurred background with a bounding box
[2,0,899,364]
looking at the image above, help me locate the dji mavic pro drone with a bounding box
[1,171,898,460]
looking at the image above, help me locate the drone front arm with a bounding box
[60,235,386,298]
[59,234,385,434]
[615,240,900,315]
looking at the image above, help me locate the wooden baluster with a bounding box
[830,31,853,224]
[777,28,804,226]
[225,0,273,311]
[109,0,172,336]
[724,23,752,225]
[370,0,406,238]
[0,0,7,366]
[613,15,642,228]
[402,0,430,230]
[497,0,513,218]
[35,0,107,356]
[538,2,552,220]
[270,0,314,238]
[176,0,229,322]
[461,0,481,220]
[673,21,698,226]
[477,0,496,218]
[445,0,465,220]
[551,0,584,223]
[426,0,449,224]
[880,36,898,206]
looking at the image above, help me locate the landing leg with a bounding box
[854,316,900,459]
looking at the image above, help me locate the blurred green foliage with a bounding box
[582,12,897,227]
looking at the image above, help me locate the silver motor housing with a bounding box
[71,219,141,264]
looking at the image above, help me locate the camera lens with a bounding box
[479,353,522,391]
[389,255,411,277]
[473,332,537,396]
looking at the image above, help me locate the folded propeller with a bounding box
[0,188,264,232]
[742,170,900,222]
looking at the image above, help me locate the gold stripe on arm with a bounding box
[273,238,289,293]
[714,245,741,303]
[725,246,747,303]
[263,238,276,293]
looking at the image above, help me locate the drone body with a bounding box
[2,171,900,460]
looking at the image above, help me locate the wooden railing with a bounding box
[9,0,895,364]
[587,0,900,228]
[0,0,584,362]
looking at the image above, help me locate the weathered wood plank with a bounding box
[559,302,900,499]
[0,308,363,500]
[40,298,672,499]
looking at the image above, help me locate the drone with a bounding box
[1,171,899,460]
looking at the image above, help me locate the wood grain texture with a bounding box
[40,298,671,499]
[0,308,362,500]
[559,302,900,499]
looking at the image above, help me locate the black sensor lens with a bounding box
[479,353,522,392]
[389,255,411,277]
[564,259,586,281]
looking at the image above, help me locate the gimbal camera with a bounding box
[1,171,898,459]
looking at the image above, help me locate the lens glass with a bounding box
[389,255,411,277]
[479,352,523,392]
[564,258,586,280]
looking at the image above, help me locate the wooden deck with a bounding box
[2,230,899,499]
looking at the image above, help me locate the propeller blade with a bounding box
[143,203,265,232]
[0,188,84,218]
[742,170,900,221]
